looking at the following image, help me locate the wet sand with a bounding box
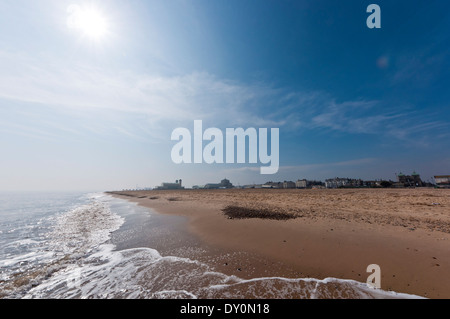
[108,188,450,298]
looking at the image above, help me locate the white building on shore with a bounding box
[156,179,184,190]
[296,179,307,189]
[434,175,450,188]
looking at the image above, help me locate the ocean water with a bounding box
[0,192,423,299]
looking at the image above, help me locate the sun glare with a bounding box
[67,4,108,40]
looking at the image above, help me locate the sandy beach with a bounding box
[108,188,450,298]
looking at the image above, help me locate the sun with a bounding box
[67,4,108,40]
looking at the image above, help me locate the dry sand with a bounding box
[109,188,450,298]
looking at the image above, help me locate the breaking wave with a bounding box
[23,243,422,299]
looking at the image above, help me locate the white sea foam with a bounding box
[1,195,125,298]
[24,242,425,299]
[49,200,124,254]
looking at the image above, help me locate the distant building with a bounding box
[282,181,296,189]
[325,178,364,189]
[325,178,349,189]
[156,179,184,190]
[363,180,381,188]
[204,178,234,189]
[241,184,263,189]
[296,179,307,189]
[397,172,423,187]
[308,180,325,188]
[262,181,282,189]
[434,175,450,188]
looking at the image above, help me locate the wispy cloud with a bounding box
[391,49,449,87]
[0,49,280,132]
[225,158,377,174]
[1,48,448,148]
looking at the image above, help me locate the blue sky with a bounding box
[0,0,449,191]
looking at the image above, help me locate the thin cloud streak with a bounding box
[224,158,378,174]
[1,49,448,148]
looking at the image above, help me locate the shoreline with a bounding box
[108,188,450,298]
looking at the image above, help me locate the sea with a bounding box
[0,191,423,299]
